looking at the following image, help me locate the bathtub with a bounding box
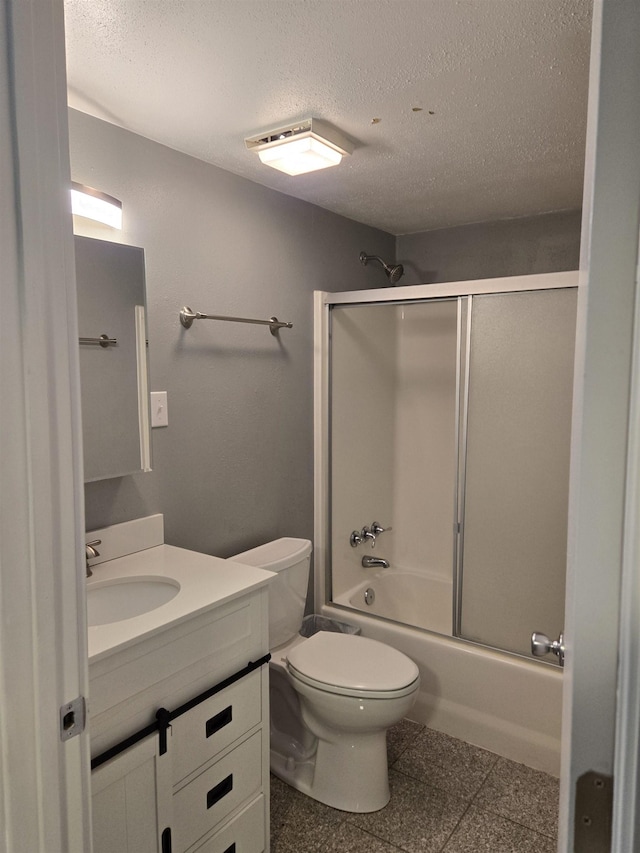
[323,569,563,776]
[334,569,453,636]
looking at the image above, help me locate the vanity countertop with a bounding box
[87,544,274,663]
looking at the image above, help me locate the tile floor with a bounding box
[270,720,559,852]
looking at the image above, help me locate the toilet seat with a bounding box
[286,631,420,700]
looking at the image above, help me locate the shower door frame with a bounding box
[314,269,579,649]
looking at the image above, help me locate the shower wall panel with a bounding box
[330,305,396,599]
[330,300,458,633]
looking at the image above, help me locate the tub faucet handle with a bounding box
[371,522,392,536]
[361,525,378,547]
[350,530,363,547]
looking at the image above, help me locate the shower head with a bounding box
[386,263,405,284]
[359,251,404,284]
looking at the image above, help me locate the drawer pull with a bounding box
[206,705,232,738]
[206,774,233,809]
[223,845,236,853]
[161,827,172,853]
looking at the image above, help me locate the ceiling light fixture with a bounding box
[245,118,353,176]
[70,182,123,229]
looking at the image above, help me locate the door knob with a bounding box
[531,631,565,667]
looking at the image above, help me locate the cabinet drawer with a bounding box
[170,669,262,785]
[188,795,265,853]
[172,731,262,852]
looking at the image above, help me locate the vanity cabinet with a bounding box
[92,667,267,853]
[88,548,273,853]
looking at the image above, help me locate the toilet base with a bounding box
[270,728,390,813]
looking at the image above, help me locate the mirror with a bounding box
[75,235,151,481]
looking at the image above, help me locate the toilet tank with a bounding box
[228,538,312,649]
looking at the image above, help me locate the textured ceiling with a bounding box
[64,0,592,236]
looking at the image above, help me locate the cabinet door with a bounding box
[92,735,167,853]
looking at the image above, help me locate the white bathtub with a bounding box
[323,570,563,776]
[334,569,453,636]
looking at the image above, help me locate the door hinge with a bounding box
[574,770,613,852]
[59,696,86,741]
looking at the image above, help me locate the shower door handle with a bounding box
[531,631,565,667]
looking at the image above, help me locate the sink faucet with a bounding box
[85,539,101,578]
[362,555,390,569]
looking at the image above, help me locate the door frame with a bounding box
[0,1,91,849]
[560,0,640,849]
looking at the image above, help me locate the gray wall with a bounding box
[69,109,394,556]
[397,209,582,285]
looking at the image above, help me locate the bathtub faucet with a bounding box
[350,522,392,548]
[362,555,390,569]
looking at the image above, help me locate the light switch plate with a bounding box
[150,391,168,428]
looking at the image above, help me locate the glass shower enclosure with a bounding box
[321,274,577,664]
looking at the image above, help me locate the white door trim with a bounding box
[612,220,640,850]
[560,0,640,848]
[0,1,91,850]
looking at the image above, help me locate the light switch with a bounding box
[150,391,168,428]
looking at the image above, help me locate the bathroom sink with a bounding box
[87,576,180,626]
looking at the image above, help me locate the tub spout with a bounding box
[362,555,390,569]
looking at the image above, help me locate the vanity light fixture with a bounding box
[71,182,123,229]
[244,118,353,176]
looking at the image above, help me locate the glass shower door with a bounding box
[457,288,577,661]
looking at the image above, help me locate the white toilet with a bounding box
[229,537,420,812]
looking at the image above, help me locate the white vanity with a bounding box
[87,515,274,853]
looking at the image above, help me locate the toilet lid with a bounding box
[286,631,419,693]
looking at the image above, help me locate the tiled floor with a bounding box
[270,720,559,852]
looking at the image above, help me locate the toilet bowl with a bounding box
[229,538,420,812]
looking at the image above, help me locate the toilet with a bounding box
[229,537,420,812]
